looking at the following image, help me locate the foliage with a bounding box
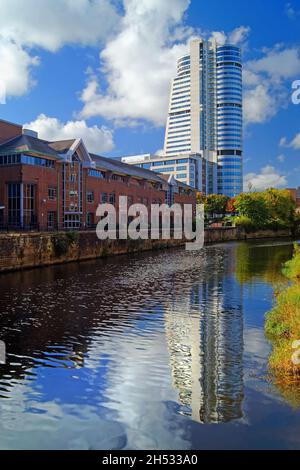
[234,192,269,228]
[66,231,79,243]
[234,215,256,232]
[201,194,230,217]
[265,243,300,378]
[234,189,297,231]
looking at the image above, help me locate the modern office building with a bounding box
[122,38,243,198]
[121,152,218,195]
[164,38,243,197]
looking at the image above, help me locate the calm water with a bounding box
[0,240,300,450]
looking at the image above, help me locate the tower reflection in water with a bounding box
[164,251,244,424]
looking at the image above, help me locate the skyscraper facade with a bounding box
[164,38,243,197]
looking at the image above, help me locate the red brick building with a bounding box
[287,188,300,210]
[0,119,196,231]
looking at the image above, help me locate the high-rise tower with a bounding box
[164,38,243,197]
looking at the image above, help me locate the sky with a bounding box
[0,0,300,191]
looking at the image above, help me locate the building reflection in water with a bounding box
[164,250,244,423]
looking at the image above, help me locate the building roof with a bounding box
[160,174,196,191]
[0,134,60,157]
[90,153,167,184]
[48,140,76,153]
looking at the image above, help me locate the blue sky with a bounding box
[0,0,300,190]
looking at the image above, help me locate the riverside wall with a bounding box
[0,227,292,273]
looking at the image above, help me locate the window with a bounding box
[109,193,116,205]
[48,187,56,200]
[64,214,81,229]
[47,211,56,230]
[86,212,94,228]
[101,192,107,203]
[88,169,105,179]
[8,183,21,226]
[70,174,77,183]
[23,184,36,227]
[87,191,94,203]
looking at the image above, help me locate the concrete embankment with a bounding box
[0,227,292,273]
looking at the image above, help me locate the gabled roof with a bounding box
[160,174,195,191]
[48,140,76,153]
[0,134,60,157]
[90,153,167,184]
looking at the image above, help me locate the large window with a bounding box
[23,184,36,226]
[64,214,81,229]
[8,183,21,226]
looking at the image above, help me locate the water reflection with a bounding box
[0,241,298,449]
[164,250,243,423]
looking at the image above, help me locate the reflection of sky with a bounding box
[1,241,300,449]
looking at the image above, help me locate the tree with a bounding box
[263,189,296,227]
[234,192,269,228]
[203,194,230,217]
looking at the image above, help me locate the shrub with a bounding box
[234,215,256,232]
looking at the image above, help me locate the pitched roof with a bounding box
[160,174,196,191]
[0,134,59,157]
[90,153,167,183]
[48,140,76,153]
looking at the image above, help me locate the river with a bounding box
[0,239,299,450]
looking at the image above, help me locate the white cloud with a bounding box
[243,84,280,124]
[24,114,114,154]
[277,154,286,162]
[229,26,251,45]
[244,165,287,191]
[243,45,300,125]
[291,133,300,149]
[0,0,119,98]
[280,132,300,149]
[80,0,193,126]
[247,47,300,81]
[0,39,39,97]
[80,0,251,127]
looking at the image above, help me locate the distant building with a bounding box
[287,187,300,209]
[121,38,243,197]
[0,119,196,231]
[121,152,218,194]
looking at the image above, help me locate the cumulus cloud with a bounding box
[244,166,287,191]
[24,114,114,154]
[0,0,119,98]
[277,154,286,162]
[80,0,193,126]
[243,84,280,124]
[243,45,300,125]
[280,132,300,149]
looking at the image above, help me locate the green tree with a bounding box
[202,194,230,217]
[234,192,269,228]
[263,188,296,228]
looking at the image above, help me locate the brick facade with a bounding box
[0,119,196,232]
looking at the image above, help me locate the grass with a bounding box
[265,243,300,378]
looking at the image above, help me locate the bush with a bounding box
[265,244,300,378]
[234,215,256,233]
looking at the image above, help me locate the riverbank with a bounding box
[0,227,292,273]
[265,243,300,379]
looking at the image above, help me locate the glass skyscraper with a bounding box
[164,38,243,198]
